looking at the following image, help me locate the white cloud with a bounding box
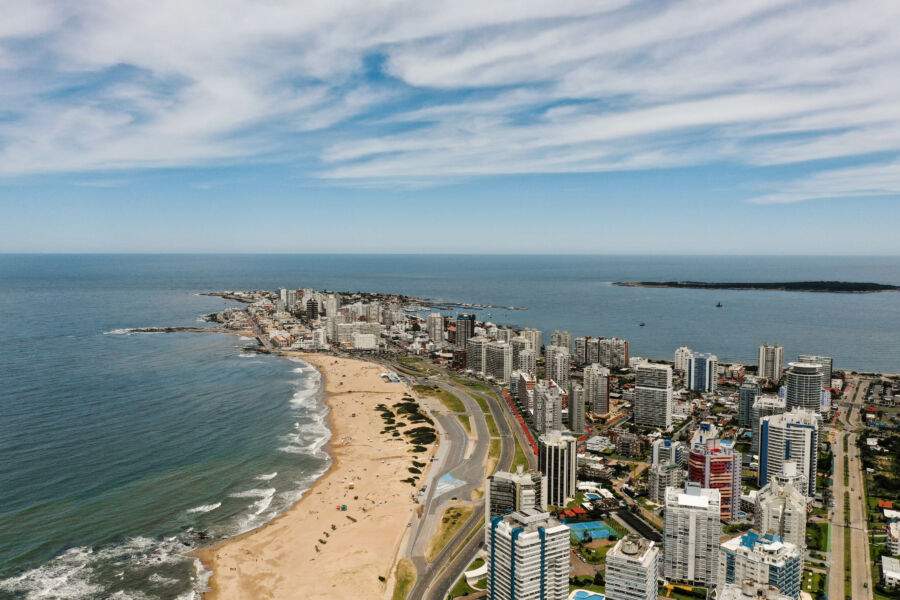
[0,0,898,205]
[748,160,900,204]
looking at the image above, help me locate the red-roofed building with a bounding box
[879,500,894,509]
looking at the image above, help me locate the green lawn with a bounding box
[412,385,466,412]
[802,568,825,598]
[512,435,529,469]
[455,414,471,433]
[484,414,500,437]
[806,522,830,552]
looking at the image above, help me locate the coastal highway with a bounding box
[406,377,518,600]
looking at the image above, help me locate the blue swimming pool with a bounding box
[571,590,605,600]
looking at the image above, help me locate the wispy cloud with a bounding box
[0,0,898,204]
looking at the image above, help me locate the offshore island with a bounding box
[613,280,900,292]
[128,285,899,600]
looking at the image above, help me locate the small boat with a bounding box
[639,322,646,327]
[716,302,723,307]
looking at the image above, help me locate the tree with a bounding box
[593,572,604,586]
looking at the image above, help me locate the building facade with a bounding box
[688,439,742,521]
[785,362,824,413]
[718,531,802,600]
[751,395,785,454]
[488,510,570,600]
[634,362,673,429]
[758,343,784,381]
[754,463,807,550]
[584,364,611,414]
[486,340,513,384]
[688,352,718,393]
[758,409,819,498]
[663,483,722,588]
[534,380,563,434]
[739,379,760,428]
[538,431,577,507]
[568,383,585,436]
[674,346,693,373]
[605,534,660,600]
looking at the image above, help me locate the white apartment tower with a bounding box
[797,354,833,386]
[606,534,660,600]
[751,395,785,454]
[663,482,722,588]
[568,383,585,436]
[521,328,543,358]
[533,380,563,434]
[785,362,824,413]
[758,409,819,498]
[510,336,532,370]
[583,364,611,414]
[537,430,577,507]
[674,346,693,373]
[488,510,570,600]
[718,531,802,600]
[634,363,673,429]
[758,343,784,381]
[466,336,490,376]
[426,313,444,344]
[486,341,513,385]
[518,349,537,375]
[754,462,808,550]
[545,345,571,390]
[551,330,572,352]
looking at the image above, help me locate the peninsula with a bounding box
[613,280,900,293]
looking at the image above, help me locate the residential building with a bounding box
[511,336,532,368]
[651,438,686,467]
[486,467,547,518]
[569,383,585,436]
[758,409,819,498]
[663,482,722,587]
[551,330,572,352]
[605,534,660,600]
[584,364,611,414]
[598,337,630,368]
[521,328,543,358]
[518,349,537,374]
[688,352,718,393]
[758,343,784,381]
[718,531,802,600]
[882,556,900,590]
[717,581,792,600]
[674,346,693,373]
[455,313,476,349]
[886,519,900,555]
[545,345,571,390]
[534,380,563,434]
[488,510,570,600]
[648,463,684,505]
[634,362,673,429]
[797,354,833,386]
[785,362,824,413]
[516,371,537,410]
[466,336,491,376]
[755,462,808,550]
[486,340,513,384]
[751,395,785,454]
[426,313,443,344]
[538,430,577,507]
[739,378,760,429]
[688,439,742,521]
[574,337,588,364]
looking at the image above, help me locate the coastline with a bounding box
[192,352,435,600]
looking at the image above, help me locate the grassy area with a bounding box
[802,568,825,598]
[391,558,416,600]
[512,434,529,469]
[455,414,471,433]
[398,356,432,375]
[565,493,587,509]
[806,522,831,552]
[484,413,500,437]
[472,394,490,413]
[427,505,474,562]
[488,437,501,459]
[606,518,629,537]
[449,516,485,563]
[412,385,466,412]
[448,575,478,598]
[844,526,852,598]
[450,376,493,392]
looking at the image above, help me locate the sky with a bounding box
[1,0,899,254]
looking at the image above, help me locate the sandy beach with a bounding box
[194,353,436,599]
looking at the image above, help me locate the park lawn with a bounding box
[426,505,474,562]
[391,558,416,600]
[806,522,830,552]
[802,568,825,598]
[412,385,466,413]
[512,435,529,469]
[448,575,478,598]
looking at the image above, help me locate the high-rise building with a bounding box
[510,336,532,369]
[538,430,577,507]
[306,298,319,320]
[663,482,722,587]
[758,343,784,381]
[486,341,513,385]
[488,510,570,600]
[521,328,543,358]
[688,353,718,393]
[651,438,686,467]
[598,338,630,368]
[634,363,673,429]
[568,383,585,436]
[785,362,824,413]
[583,364,611,414]
[797,354,833,386]
[739,379,760,429]
[534,380,563,434]
[516,371,537,412]
[750,395,785,454]
[545,345,571,390]
[606,534,660,600]
[688,439,742,521]
[754,462,807,550]
[717,581,792,600]
[455,313,476,349]
[758,409,819,498]
[466,336,490,376]
[551,330,572,352]
[486,467,547,517]
[518,349,537,375]
[648,463,684,505]
[674,346,693,373]
[718,531,802,600]
[426,313,444,344]
[574,337,588,364]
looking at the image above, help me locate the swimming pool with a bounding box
[570,590,605,600]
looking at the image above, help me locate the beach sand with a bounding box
[194,353,435,600]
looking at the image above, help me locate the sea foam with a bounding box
[186,502,221,514]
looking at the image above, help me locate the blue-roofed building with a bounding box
[718,530,802,600]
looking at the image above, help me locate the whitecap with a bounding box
[186,502,222,514]
[238,352,257,358]
[255,472,277,481]
[104,328,133,335]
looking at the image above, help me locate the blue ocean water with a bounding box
[0,254,898,598]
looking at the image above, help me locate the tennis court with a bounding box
[566,520,617,541]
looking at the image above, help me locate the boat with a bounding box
[716,302,723,307]
[639,322,646,327]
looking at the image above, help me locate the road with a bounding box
[827,377,873,600]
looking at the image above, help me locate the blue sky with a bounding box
[1,0,899,253]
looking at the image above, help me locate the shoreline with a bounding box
[192,352,436,599]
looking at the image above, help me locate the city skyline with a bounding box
[2,1,900,253]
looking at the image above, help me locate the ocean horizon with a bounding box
[1,253,898,599]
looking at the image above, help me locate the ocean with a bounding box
[1,254,898,599]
